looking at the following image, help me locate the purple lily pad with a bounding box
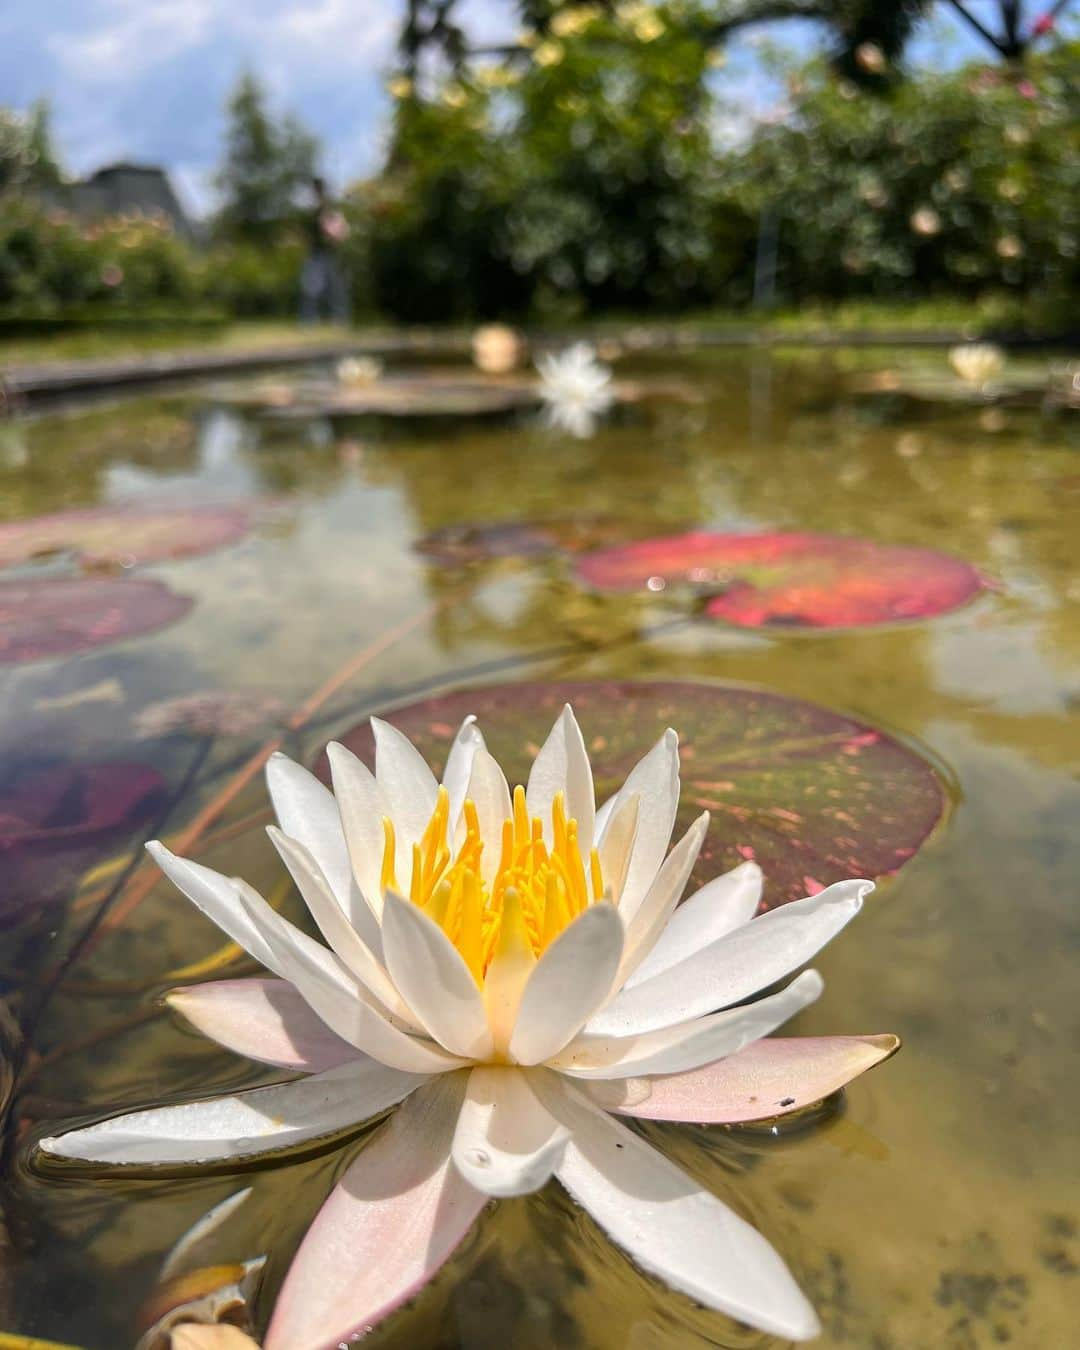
[0,504,252,572]
[0,577,192,664]
[334,679,946,910]
[414,518,632,567]
[575,530,990,630]
[0,760,166,919]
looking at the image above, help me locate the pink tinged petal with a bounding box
[541,1082,821,1342]
[600,730,680,922]
[371,715,439,856]
[590,878,870,1037]
[265,752,352,906]
[36,1058,425,1168]
[442,715,484,831]
[381,892,494,1060]
[614,1034,902,1125]
[553,970,824,1079]
[625,861,763,989]
[146,842,338,987]
[616,812,708,983]
[526,704,596,857]
[596,790,640,904]
[264,1074,486,1350]
[325,740,387,921]
[167,978,359,1072]
[239,890,466,1075]
[451,1066,569,1197]
[509,903,624,1066]
[463,745,513,884]
[266,826,415,1027]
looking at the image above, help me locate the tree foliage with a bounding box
[213,74,320,245]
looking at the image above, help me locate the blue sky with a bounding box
[2,2,1071,216]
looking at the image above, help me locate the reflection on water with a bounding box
[1,348,1078,1348]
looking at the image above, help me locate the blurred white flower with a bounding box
[537,343,615,438]
[949,343,1005,388]
[336,356,383,386]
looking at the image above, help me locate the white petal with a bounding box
[590,879,869,1036]
[239,889,466,1075]
[160,1186,253,1278]
[264,1074,485,1350]
[450,1066,569,1197]
[372,716,439,856]
[625,861,763,989]
[146,842,335,986]
[509,904,624,1066]
[541,1081,820,1341]
[325,740,387,919]
[36,1058,424,1167]
[380,892,494,1060]
[526,704,596,857]
[464,745,513,884]
[596,790,640,903]
[611,1033,902,1125]
[616,813,708,982]
[266,826,414,1027]
[600,730,680,921]
[442,715,484,829]
[167,978,358,1072]
[552,970,823,1078]
[265,752,352,905]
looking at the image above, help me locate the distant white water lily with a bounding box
[38,706,895,1350]
[537,342,615,438]
[948,342,1005,388]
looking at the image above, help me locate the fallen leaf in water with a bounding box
[169,1328,261,1350]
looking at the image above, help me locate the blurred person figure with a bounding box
[299,175,350,323]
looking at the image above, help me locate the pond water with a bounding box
[1,346,1077,1349]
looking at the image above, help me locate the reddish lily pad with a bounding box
[414,518,631,567]
[0,759,166,918]
[0,504,252,571]
[335,679,946,910]
[574,530,989,629]
[0,577,192,664]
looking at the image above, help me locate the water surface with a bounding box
[1,347,1077,1348]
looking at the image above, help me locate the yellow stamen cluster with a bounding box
[381,784,604,985]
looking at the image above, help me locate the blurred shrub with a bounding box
[0,197,204,312]
[728,40,1079,316]
[361,3,751,320]
[201,236,305,317]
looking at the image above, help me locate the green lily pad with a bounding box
[0,504,252,572]
[0,577,192,664]
[335,679,946,909]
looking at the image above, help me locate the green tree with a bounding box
[214,73,320,244]
[0,99,63,196]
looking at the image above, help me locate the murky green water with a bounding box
[1,347,1077,1348]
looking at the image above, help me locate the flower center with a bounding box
[381,783,604,985]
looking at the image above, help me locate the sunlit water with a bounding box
[1,348,1077,1348]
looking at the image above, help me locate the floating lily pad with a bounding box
[574,530,989,629]
[0,759,166,919]
[258,376,541,422]
[0,577,192,664]
[414,517,632,567]
[0,504,253,571]
[336,679,945,909]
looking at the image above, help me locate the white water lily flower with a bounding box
[38,706,894,1350]
[948,342,1005,387]
[537,342,615,438]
